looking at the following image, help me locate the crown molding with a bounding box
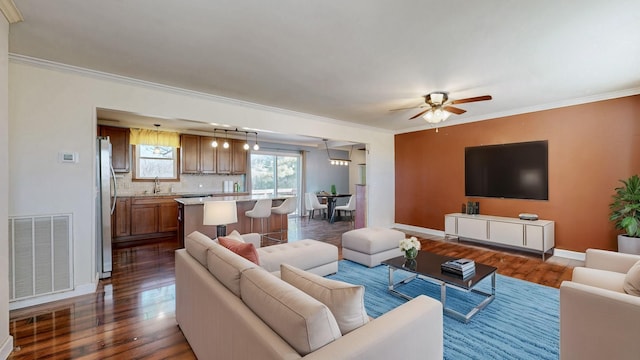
[0,0,23,24]
[8,53,392,134]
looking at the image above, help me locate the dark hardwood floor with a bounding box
[8,216,577,359]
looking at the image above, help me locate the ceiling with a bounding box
[7,0,640,135]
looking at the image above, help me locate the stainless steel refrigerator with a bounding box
[96,137,117,279]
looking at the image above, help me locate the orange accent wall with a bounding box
[395,95,640,252]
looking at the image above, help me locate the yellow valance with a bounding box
[130,128,180,148]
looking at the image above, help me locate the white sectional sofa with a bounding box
[175,231,444,359]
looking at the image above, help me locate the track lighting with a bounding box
[208,127,259,151]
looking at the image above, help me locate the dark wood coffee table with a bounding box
[382,251,497,323]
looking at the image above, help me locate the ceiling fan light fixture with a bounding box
[431,92,444,104]
[423,106,451,124]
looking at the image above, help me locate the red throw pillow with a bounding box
[218,236,260,265]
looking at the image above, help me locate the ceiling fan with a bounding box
[396,92,492,124]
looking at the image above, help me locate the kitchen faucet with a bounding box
[153,176,161,194]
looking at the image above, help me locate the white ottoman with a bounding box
[342,227,405,267]
[257,239,339,276]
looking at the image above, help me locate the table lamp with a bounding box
[203,200,238,238]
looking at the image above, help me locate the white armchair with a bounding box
[560,249,640,360]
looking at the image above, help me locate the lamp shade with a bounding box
[203,201,238,225]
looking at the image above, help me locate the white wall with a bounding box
[1,16,13,360]
[8,59,395,297]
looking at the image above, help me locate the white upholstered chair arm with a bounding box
[571,267,626,293]
[303,295,443,360]
[241,233,261,248]
[585,249,640,273]
[560,281,640,360]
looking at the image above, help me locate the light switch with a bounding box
[59,152,79,163]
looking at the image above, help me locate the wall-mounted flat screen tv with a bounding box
[465,140,548,200]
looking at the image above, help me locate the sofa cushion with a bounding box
[218,236,260,265]
[206,243,258,297]
[185,231,217,267]
[240,267,342,355]
[280,264,369,334]
[624,260,640,296]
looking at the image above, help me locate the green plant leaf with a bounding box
[609,174,640,238]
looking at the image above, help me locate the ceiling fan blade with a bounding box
[443,106,466,115]
[450,95,492,104]
[409,109,430,120]
[389,104,426,112]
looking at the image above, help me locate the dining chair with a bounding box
[335,195,356,222]
[305,192,327,220]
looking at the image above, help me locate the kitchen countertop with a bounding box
[175,194,294,205]
[117,192,251,198]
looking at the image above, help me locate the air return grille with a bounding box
[8,214,73,301]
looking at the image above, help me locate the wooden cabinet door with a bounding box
[159,202,178,232]
[231,139,247,174]
[216,137,232,174]
[112,197,131,237]
[181,134,200,174]
[199,136,217,174]
[100,126,130,173]
[131,204,158,235]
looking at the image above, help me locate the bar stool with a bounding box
[270,197,297,241]
[245,199,272,234]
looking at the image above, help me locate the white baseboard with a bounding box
[0,335,14,360]
[393,224,445,237]
[552,248,586,261]
[9,281,98,311]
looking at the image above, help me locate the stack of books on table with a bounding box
[441,258,476,278]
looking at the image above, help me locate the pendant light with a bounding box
[152,124,162,154]
[223,130,230,149]
[323,139,351,166]
[253,132,260,151]
[243,132,250,150]
[211,129,218,148]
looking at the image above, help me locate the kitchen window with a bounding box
[132,145,179,180]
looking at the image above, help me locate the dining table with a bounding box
[317,193,352,223]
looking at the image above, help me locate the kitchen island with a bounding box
[175,194,294,246]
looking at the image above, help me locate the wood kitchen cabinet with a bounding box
[181,134,217,174]
[217,139,247,174]
[231,139,248,174]
[199,136,217,174]
[99,125,130,173]
[112,196,179,247]
[131,202,158,235]
[216,138,232,174]
[112,197,131,237]
[159,202,179,232]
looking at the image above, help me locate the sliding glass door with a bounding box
[251,152,301,213]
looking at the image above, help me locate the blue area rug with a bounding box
[327,260,559,360]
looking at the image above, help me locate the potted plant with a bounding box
[609,174,640,254]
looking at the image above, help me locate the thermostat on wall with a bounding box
[59,152,79,163]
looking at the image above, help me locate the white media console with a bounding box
[444,213,555,260]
